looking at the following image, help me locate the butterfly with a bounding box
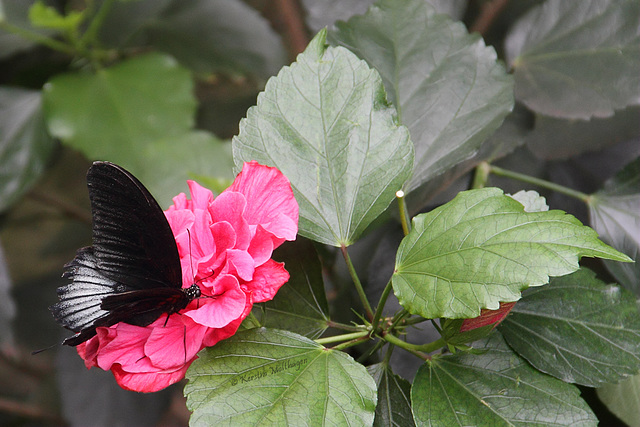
[51,161,201,346]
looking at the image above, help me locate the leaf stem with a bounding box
[315,331,369,345]
[340,244,374,320]
[382,333,432,361]
[396,190,411,235]
[472,161,491,189]
[383,333,444,355]
[371,279,393,332]
[0,21,76,56]
[389,308,409,331]
[487,163,590,202]
[79,0,115,50]
[326,320,363,332]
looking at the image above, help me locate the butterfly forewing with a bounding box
[86,162,182,289]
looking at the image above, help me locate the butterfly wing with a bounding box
[86,161,182,289]
[51,162,187,345]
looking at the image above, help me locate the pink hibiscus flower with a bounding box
[76,161,298,392]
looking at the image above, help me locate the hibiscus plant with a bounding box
[1,0,639,426]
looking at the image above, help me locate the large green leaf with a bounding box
[505,0,640,119]
[588,158,640,294]
[500,268,640,387]
[145,0,286,77]
[42,53,234,207]
[135,131,234,208]
[184,328,377,426]
[392,187,632,319]
[411,332,597,426]
[597,374,640,427]
[329,0,513,194]
[254,238,330,339]
[233,30,414,246]
[0,86,55,212]
[301,0,466,32]
[367,363,414,427]
[526,107,640,160]
[43,52,195,161]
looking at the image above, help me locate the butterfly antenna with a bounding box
[187,228,196,283]
[31,343,58,355]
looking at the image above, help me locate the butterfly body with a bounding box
[51,162,199,346]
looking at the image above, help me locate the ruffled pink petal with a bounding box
[209,221,236,267]
[229,161,298,242]
[144,317,207,370]
[242,259,290,303]
[187,180,214,210]
[185,274,247,328]
[202,295,253,347]
[96,324,152,371]
[168,192,190,211]
[111,362,192,393]
[247,225,275,267]
[210,192,251,250]
[165,209,194,240]
[223,249,255,281]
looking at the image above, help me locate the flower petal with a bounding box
[210,191,251,250]
[111,362,192,393]
[242,259,290,303]
[144,316,207,369]
[229,161,298,241]
[185,274,247,328]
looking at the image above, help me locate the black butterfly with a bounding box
[51,161,200,346]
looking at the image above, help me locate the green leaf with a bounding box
[28,0,84,32]
[184,328,377,426]
[233,29,414,246]
[597,373,640,427]
[526,107,640,160]
[0,0,59,59]
[392,187,632,319]
[505,0,640,119]
[412,332,597,426]
[43,52,195,161]
[0,87,55,212]
[133,131,234,208]
[589,158,640,294]
[91,0,171,48]
[254,238,330,339]
[367,363,414,427]
[500,268,640,387]
[329,0,513,193]
[145,0,286,77]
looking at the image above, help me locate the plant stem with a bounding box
[371,279,393,332]
[315,331,369,345]
[0,21,77,56]
[389,308,409,331]
[383,333,445,355]
[326,320,363,332]
[403,316,430,327]
[79,0,115,50]
[396,190,411,236]
[472,161,491,189]
[340,244,374,320]
[488,163,590,202]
